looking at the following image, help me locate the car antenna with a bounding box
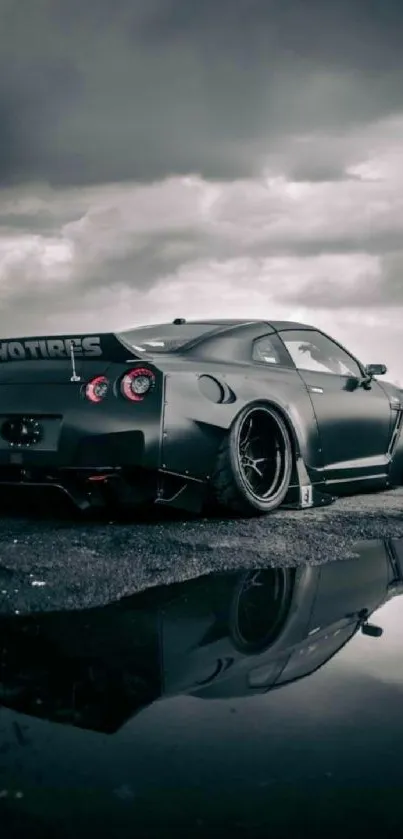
[69,340,81,382]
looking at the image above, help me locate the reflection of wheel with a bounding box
[230,569,295,653]
[211,402,293,515]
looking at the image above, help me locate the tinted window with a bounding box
[279,330,362,377]
[119,323,220,353]
[252,336,281,364]
[252,333,294,367]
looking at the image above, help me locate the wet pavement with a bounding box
[1,538,403,837]
[1,488,403,614]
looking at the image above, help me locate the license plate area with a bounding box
[0,415,62,452]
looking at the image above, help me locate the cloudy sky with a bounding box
[1,0,403,381]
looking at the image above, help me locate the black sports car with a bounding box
[0,318,401,516]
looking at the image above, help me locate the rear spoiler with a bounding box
[0,332,141,363]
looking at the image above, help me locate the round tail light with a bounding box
[121,367,156,402]
[85,375,109,403]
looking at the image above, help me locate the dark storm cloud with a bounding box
[0,212,70,236]
[1,0,403,187]
[269,249,403,311]
[0,227,206,323]
[81,230,403,296]
[1,169,402,315]
[0,215,397,321]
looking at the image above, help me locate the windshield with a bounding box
[118,323,219,353]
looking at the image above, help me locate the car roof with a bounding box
[267,321,314,331]
[183,319,314,332]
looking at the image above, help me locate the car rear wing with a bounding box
[0,332,142,363]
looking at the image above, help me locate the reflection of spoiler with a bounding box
[0,333,140,363]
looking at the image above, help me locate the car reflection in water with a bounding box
[0,539,402,734]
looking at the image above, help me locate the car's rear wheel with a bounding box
[230,568,296,652]
[211,402,293,516]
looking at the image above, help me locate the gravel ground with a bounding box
[1,488,403,615]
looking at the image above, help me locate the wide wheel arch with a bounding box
[210,399,297,516]
[228,398,302,482]
[252,398,300,458]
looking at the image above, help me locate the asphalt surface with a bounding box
[1,488,403,615]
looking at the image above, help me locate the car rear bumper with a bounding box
[0,465,155,511]
[0,427,151,470]
[0,464,207,513]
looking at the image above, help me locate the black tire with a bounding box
[211,402,293,516]
[230,568,295,653]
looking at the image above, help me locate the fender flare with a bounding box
[228,397,302,460]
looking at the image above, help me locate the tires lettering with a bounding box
[0,335,103,361]
[47,339,66,358]
[24,341,40,358]
[65,338,83,357]
[38,340,49,358]
[82,336,102,357]
[8,342,25,360]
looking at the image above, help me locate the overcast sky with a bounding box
[1,0,403,381]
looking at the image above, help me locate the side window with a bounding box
[252,336,281,365]
[279,330,362,378]
[252,334,293,367]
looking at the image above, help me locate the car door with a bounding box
[277,328,393,482]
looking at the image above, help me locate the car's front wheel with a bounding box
[211,402,293,516]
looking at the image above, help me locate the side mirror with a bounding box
[361,622,383,638]
[365,363,387,377]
